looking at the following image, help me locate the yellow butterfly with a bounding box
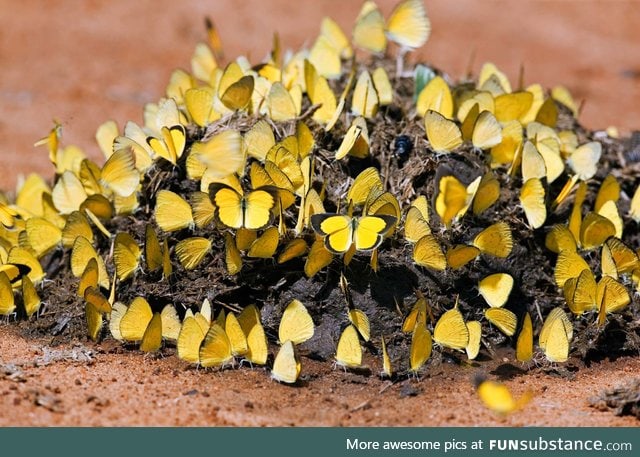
[218,64,254,111]
[416,76,462,117]
[34,120,63,166]
[412,234,446,270]
[158,304,181,342]
[545,224,577,254]
[144,224,165,274]
[351,70,379,119]
[311,214,395,254]
[70,236,108,289]
[580,212,615,251]
[470,111,502,150]
[491,120,522,167]
[629,184,640,223]
[478,273,514,308]
[199,323,234,368]
[25,217,62,258]
[190,130,244,181]
[493,91,534,123]
[265,145,305,193]
[147,125,186,165]
[568,142,601,181]
[0,202,19,229]
[245,227,279,259]
[516,312,534,362]
[107,302,126,341]
[0,272,16,316]
[52,171,88,215]
[266,82,301,121]
[308,35,341,80]
[476,378,532,415]
[409,322,432,372]
[424,110,462,154]
[119,297,154,343]
[372,67,393,106]
[352,1,386,53]
[211,185,275,230]
[335,324,363,369]
[380,336,393,378]
[277,238,308,264]
[596,276,631,325]
[520,178,547,229]
[465,321,482,360]
[319,16,353,59]
[521,140,548,186]
[113,232,141,281]
[85,300,104,342]
[244,120,275,162]
[154,190,194,232]
[335,117,370,160]
[84,286,112,319]
[189,191,216,230]
[402,296,431,333]
[98,148,140,197]
[446,244,480,270]
[175,237,212,270]
[539,307,572,362]
[472,173,500,216]
[602,237,639,277]
[568,180,588,245]
[177,315,207,364]
[346,308,371,343]
[325,66,357,131]
[190,41,218,81]
[404,206,431,244]
[347,167,382,207]
[484,308,517,337]
[477,62,512,94]
[563,268,597,315]
[138,313,163,353]
[61,211,93,249]
[597,200,623,239]
[184,87,220,127]
[271,340,301,384]
[434,173,480,228]
[278,299,314,345]
[224,232,243,275]
[238,304,268,365]
[551,85,578,116]
[554,250,590,288]
[13,173,50,218]
[304,239,333,278]
[472,222,513,258]
[77,258,99,299]
[433,307,469,351]
[304,60,338,125]
[21,275,41,318]
[225,313,248,356]
[165,68,197,105]
[386,0,430,49]
[594,175,620,213]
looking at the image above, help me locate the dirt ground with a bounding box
[1,0,640,426]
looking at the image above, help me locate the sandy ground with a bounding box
[0,0,639,426]
[2,325,639,426]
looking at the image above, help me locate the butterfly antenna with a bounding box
[577,98,586,120]
[464,48,476,81]
[518,63,525,90]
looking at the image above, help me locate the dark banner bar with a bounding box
[3,427,638,457]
